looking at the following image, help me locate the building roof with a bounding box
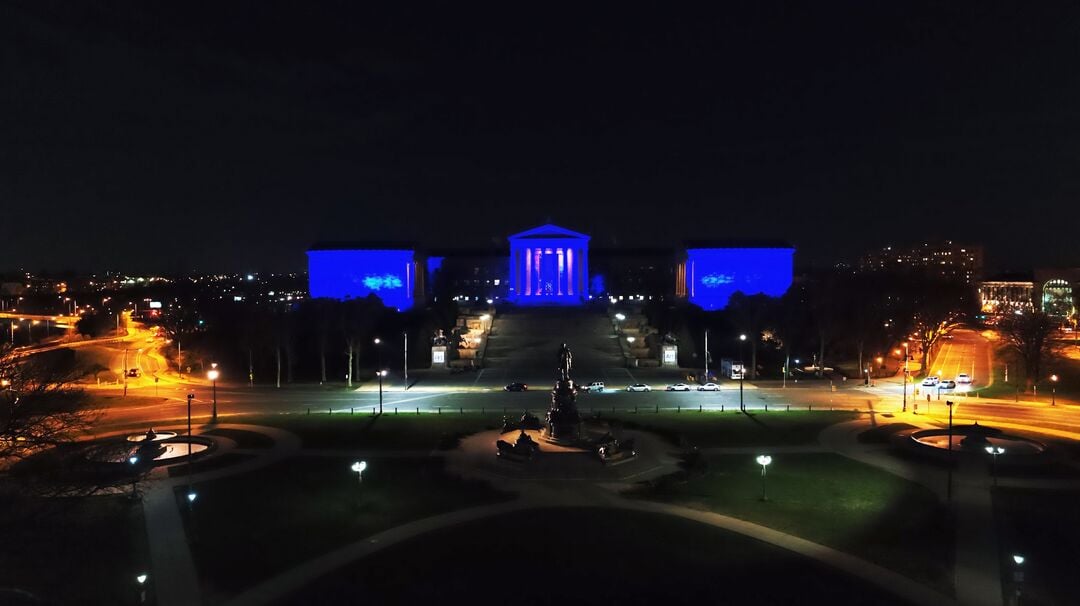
[508,223,590,241]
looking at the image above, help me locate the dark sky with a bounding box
[3,1,1079,273]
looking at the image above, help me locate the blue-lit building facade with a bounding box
[306,245,423,311]
[675,243,796,310]
[308,226,794,311]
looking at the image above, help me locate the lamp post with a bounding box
[739,334,747,412]
[377,369,387,414]
[1050,374,1058,406]
[946,399,954,500]
[129,455,140,498]
[902,342,909,412]
[704,329,710,381]
[985,445,1005,486]
[207,364,220,423]
[403,331,409,391]
[186,392,196,511]
[136,573,149,605]
[756,455,772,501]
[351,460,367,485]
[1012,554,1025,605]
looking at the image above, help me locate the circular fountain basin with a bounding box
[908,424,1046,459]
[125,430,178,443]
[87,436,212,464]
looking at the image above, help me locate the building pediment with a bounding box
[508,223,590,241]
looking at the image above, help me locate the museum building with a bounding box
[307,224,794,311]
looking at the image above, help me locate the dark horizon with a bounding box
[5,1,1080,274]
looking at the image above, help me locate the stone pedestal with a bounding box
[661,344,678,368]
[545,379,582,444]
[431,345,447,369]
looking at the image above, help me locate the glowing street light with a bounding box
[351,460,368,484]
[626,336,636,344]
[739,334,748,411]
[1013,554,1025,566]
[985,445,1005,485]
[756,455,772,501]
[129,455,140,498]
[1050,374,1058,406]
[377,369,388,414]
[136,573,149,604]
[207,364,220,422]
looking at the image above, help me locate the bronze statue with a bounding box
[558,342,573,380]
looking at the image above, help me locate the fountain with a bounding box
[907,423,1046,459]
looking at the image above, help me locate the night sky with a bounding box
[4,1,1079,273]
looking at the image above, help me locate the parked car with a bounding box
[127,368,141,378]
[921,376,939,387]
[626,383,652,392]
[504,382,528,392]
[585,381,605,392]
[666,383,691,392]
[697,382,720,391]
[939,379,957,389]
[956,373,972,384]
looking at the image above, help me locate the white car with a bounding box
[697,382,720,391]
[666,383,692,392]
[939,379,957,389]
[585,381,605,392]
[921,376,940,387]
[626,383,652,392]
[957,373,972,384]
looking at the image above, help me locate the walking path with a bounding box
[139,423,300,606]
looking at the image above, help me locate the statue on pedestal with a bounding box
[546,343,582,443]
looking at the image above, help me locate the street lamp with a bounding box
[136,573,149,605]
[946,400,954,500]
[351,460,367,484]
[1012,554,1025,605]
[985,445,1005,486]
[902,342,910,413]
[1050,374,1058,406]
[627,336,636,345]
[129,456,140,498]
[756,455,772,501]
[186,392,195,507]
[739,334,747,412]
[377,369,387,414]
[207,364,220,423]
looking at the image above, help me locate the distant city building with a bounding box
[858,241,984,283]
[977,268,1079,322]
[308,224,795,310]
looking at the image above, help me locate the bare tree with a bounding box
[1000,312,1057,389]
[0,345,98,466]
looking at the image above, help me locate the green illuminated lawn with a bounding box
[236,411,507,450]
[175,455,511,601]
[601,410,858,447]
[629,453,953,592]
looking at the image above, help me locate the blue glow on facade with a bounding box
[686,248,794,310]
[307,249,416,310]
[507,224,590,306]
[426,256,445,276]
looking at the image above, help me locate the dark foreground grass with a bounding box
[994,488,1080,606]
[629,453,953,592]
[0,494,150,605]
[175,455,511,601]
[601,410,858,447]
[294,507,915,605]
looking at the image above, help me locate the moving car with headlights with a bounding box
[921,376,939,387]
[585,381,605,392]
[626,383,652,392]
[957,373,972,384]
[939,379,957,389]
[504,382,528,392]
[665,383,692,392]
[697,382,720,391]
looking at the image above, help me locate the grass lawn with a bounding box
[230,411,507,450]
[994,488,1080,606]
[0,494,151,605]
[629,453,953,592]
[295,507,914,605]
[174,455,512,601]
[600,410,857,448]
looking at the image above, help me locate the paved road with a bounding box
[927,328,992,386]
